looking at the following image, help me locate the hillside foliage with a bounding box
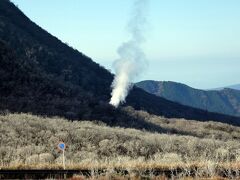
[0,0,240,127]
[136,80,240,117]
[1,113,240,173]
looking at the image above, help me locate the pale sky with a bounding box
[12,0,240,89]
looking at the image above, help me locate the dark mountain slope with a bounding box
[127,87,240,125]
[1,0,240,126]
[0,0,112,98]
[136,80,240,117]
[0,40,167,132]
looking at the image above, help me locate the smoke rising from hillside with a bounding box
[110,0,149,107]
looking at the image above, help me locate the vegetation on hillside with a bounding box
[0,0,240,126]
[1,0,240,179]
[136,80,240,117]
[1,113,240,178]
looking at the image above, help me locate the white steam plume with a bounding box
[110,0,149,107]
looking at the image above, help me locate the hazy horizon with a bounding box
[11,0,240,89]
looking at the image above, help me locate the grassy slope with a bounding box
[1,113,240,171]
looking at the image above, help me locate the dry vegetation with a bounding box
[1,112,240,178]
[124,107,240,141]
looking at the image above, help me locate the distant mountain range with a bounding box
[213,84,240,91]
[1,0,240,127]
[136,81,240,117]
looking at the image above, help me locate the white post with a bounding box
[63,149,65,170]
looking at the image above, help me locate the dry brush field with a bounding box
[1,111,240,178]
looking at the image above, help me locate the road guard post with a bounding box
[58,142,66,170]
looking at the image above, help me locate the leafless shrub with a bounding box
[1,113,240,178]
